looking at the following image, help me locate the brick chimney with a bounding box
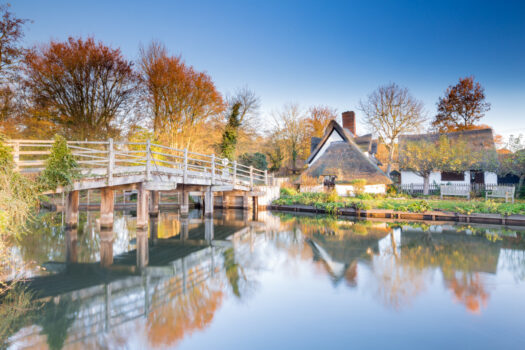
[342,111,356,136]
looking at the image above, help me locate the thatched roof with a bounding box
[399,128,496,151]
[307,120,352,164]
[302,140,392,184]
[354,133,373,153]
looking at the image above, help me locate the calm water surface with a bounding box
[4,209,525,349]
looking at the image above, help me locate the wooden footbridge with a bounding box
[8,139,278,229]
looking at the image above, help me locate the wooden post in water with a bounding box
[180,187,189,216]
[149,190,159,217]
[100,188,114,229]
[136,228,149,269]
[204,187,214,217]
[137,183,149,229]
[65,190,79,228]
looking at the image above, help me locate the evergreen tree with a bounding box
[220,102,241,161]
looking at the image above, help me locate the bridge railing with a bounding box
[7,139,273,187]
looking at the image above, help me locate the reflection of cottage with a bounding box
[307,222,391,286]
[301,111,391,195]
[398,128,498,187]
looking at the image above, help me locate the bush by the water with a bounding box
[39,135,79,191]
[273,192,525,216]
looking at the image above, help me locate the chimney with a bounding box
[342,111,356,136]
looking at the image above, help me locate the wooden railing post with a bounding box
[146,139,151,181]
[250,166,254,188]
[264,170,268,186]
[211,154,215,184]
[108,138,114,185]
[233,161,237,186]
[183,148,188,183]
[13,141,19,172]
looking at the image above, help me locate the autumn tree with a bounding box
[499,134,525,196]
[22,37,138,140]
[138,41,224,152]
[432,76,491,132]
[399,135,478,195]
[0,4,29,136]
[359,83,425,175]
[305,105,337,138]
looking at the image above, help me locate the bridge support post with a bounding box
[65,228,78,263]
[180,190,189,216]
[149,190,159,217]
[205,216,214,243]
[137,184,149,229]
[180,215,189,240]
[204,188,213,217]
[243,193,252,211]
[136,228,149,269]
[100,188,114,229]
[65,190,79,229]
[100,228,114,267]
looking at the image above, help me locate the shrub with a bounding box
[326,189,341,203]
[350,179,367,196]
[0,134,13,170]
[39,135,79,191]
[280,187,297,196]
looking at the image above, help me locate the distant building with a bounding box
[300,111,391,195]
[398,128,498,186]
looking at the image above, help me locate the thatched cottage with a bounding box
[300,111,391,195]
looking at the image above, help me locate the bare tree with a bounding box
[359,83,425,174]
[271,103,308,173]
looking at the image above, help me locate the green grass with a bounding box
[272,192,525,216]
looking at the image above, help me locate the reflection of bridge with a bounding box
[11,217,259,348]
[8,139,279,229]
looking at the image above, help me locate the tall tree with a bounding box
[359,83,425,175]
[271,104,308,174]
[432,76,491,132]
[23,37,138,140]
[0,4,29,136]
[305,105,337,138]
[220,87,260,159]
[138,41,224,151]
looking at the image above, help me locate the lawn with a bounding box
[272,191,525,216]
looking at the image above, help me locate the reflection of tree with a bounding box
[0,286,39,348]
[36,295,80,350]
[445,272,488,314]
[147,272,223,347]
[223,248,246,298]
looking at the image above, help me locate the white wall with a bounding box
[336,184,386,196]
[401,171,470,185]
[309,130,343,166]
[401,171,498,185]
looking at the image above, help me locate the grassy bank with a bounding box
[273,191,525,216]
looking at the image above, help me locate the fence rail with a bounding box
[7,139,272,188]
[399,183,516,196]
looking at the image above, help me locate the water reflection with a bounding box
[4,210,525,349]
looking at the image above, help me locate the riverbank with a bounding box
[270,192,525,226]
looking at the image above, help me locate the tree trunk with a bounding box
[423,174,430,195]
[386,144,395,176]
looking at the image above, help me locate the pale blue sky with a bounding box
[11,0,525,138]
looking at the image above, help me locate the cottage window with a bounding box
[441,171,464,181]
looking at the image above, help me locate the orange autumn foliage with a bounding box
[147,270,224,347]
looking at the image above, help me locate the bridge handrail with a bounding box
[7,138,273,187]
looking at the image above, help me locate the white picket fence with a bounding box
[399,183,516,197]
